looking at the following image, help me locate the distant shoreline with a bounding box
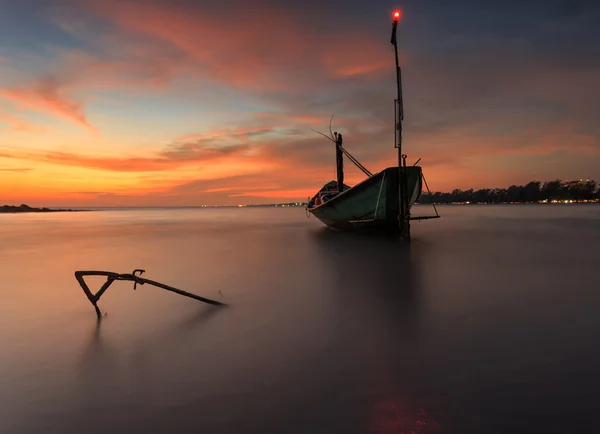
[2,201,598,213]
[0,204,92,214]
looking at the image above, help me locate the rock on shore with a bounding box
[0,204,81,213]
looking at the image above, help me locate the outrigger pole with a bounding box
[391,10,411,240]
[75,269,226,320]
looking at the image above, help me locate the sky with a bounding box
[1,0,599,206]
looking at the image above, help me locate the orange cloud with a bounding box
[410,117,600,161]
[56,39,183,92]
[322,36,397,78]
[0,121,365,206]
[84,0,390,90]
[6,111,597,205]
[0,167,32,172]
[228,188,319,199]
[4,143,254,173]
[0,112,41,132]
[0,1,394,138]
[2,76,93,131]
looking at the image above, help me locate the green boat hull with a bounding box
[306,166,423,234]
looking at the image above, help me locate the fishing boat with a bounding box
[305,10,439,239]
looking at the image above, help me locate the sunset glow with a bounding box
[1,0,598,207]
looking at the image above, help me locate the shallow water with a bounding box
[1,205,599,433]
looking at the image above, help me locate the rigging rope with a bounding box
[421,172,440,217]
[339,145,373,177]
[309,128,373,178]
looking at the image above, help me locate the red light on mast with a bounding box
[393,10,401,21]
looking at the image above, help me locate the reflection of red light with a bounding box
[393,10,401,21]
[371,397,442,433]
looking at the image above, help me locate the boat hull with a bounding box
[306,167,422,234]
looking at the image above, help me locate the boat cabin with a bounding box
[307,180,350,208]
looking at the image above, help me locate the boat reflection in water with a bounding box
[311,228,443,433]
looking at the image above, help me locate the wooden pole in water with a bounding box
[391,10,410,240]
[75,269,226,320]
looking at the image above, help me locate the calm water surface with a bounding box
[1,205,599,433]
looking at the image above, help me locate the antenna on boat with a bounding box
[391,9,411,240]
[391,10,403,163]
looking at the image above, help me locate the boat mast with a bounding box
[391,10,411,240]
[391,11,403,165]
[335,133,344,191]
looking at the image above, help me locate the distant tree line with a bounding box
[418,179,599,204]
